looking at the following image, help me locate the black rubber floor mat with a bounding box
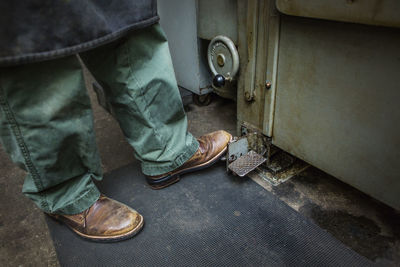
[45,162,372,266]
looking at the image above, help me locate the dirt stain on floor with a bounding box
[300,202,397,261]
[264,167,400,264]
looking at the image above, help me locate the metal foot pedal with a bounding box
[226,126,308,184]
[228,150,266,177]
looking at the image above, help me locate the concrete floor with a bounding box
[1,72,399,266]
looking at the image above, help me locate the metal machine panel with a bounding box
[157,0,212,95]
[276,0,400,28]
[272,16,400,209]
[197,0,238,44]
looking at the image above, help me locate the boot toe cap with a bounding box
[212,130,232,150]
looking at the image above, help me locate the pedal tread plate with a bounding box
[228,150,266,177]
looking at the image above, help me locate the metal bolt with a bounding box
[245,92,251,100]
[265,81,272,90]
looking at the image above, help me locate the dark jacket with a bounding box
[0,0,158,66]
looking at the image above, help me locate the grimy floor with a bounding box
[1,70,399,266]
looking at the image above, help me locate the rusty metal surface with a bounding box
[242,0,259,102]
[249,160,309,186]
[276,0,400,28]
[237,2,400,209]
[237,0,277,135]
[228,150,267,177]
[265,150,295,174]
[273,16,400,209]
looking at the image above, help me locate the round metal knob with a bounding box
[213,74,226,88]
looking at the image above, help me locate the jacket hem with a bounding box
[0,16,160,67]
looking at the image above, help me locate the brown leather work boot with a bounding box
[47,195,144,242]
[146,130,232,189]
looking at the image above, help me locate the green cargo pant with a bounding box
[0,24,199,215]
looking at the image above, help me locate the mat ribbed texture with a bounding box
[45,162,372,266]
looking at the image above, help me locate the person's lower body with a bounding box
[0,23,231,242]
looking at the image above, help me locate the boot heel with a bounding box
[148,175,180,190]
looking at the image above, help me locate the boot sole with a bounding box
[146,146,228,190]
